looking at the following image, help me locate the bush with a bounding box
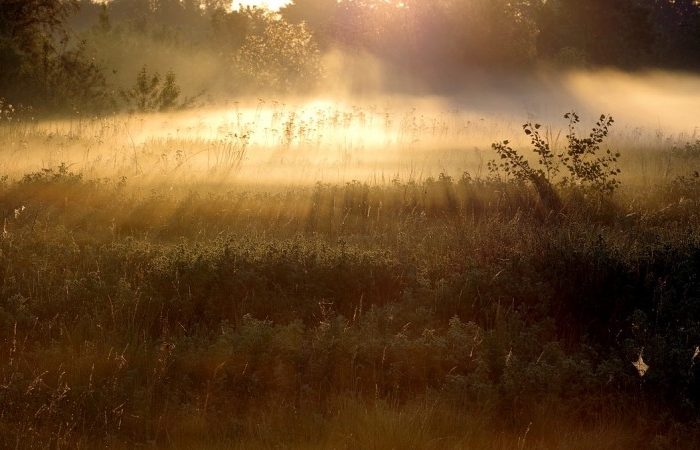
[489,112,621,210]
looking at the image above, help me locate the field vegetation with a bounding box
[0,104,699,448]
[2,0,700,448]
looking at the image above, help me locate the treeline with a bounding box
[281,0,700,72]
[1,0,700,114]
[0,0,320,114]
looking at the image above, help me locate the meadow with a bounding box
[1,98,700,449]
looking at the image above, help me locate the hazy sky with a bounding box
[234,0,291,10]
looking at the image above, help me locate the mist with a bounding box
[13,60,696,188]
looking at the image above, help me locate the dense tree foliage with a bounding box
[282,0,700,71]
[651,0,700,68]
[536,0,656,67]
[0,0,111,112]
[238,8,320,90]
[1,0,700,112]
[282,0,540,70]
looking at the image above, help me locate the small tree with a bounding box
[488,112,621,210]
[120,66,191,113]
[120,66,160,113]
[237,8,321,91]
[157,71,181,110]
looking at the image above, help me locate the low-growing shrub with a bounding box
[489,112,622,210]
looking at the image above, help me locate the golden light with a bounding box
[233,0,291,10]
